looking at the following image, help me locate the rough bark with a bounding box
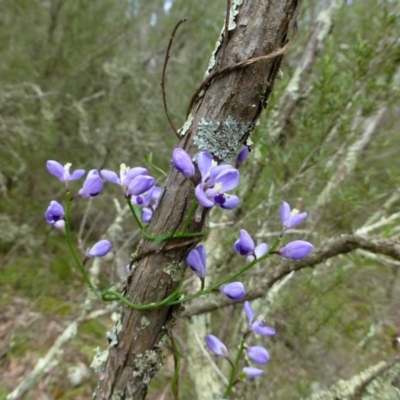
[93,1,303,398]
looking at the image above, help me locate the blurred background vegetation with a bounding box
[0,0,399,399]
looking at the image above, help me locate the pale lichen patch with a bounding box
[229,0,244,30]
[179,113,194,137]
[132,350,162,386]
[91,348,109,373]
[110,390,125,400]
[140,317,150,330]
[163,261,184,282]
[194,116,250,163]
[204,0,244,79]
[106,315,123,347]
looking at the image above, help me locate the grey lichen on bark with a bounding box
[193,116,251,162]
[163,261,185,282]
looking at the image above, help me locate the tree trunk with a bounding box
[93,0,303,398]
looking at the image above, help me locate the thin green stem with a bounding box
[126,198,156,239]
[100,281,183,310]
[181,198,198,234]
[146,158,168,178]
[126,197,144,230]
[64,193,102,300]
[223,338,246,398]
[168,237,282,306]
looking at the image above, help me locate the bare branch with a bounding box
[161,18,187,139]
[304,356,400,400]
[182,234,400,318]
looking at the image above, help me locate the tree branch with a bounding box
[182,234,400,318]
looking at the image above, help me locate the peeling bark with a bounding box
[93,1,303,398]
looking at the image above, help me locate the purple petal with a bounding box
[220,282,246,301]
[195,184,214,208]
[214,169,239,192]
[242,367,264,378]
[244,301,254,324]
[186,246,207,279]
[205,334,229,358]
[79,175,104,198]
[288,212,308,228]
[127,176,155,196]
[101,170,120,184]
[280,201,291,225]
[152,186,163,200]
[141,207,153,223]
[247,346,270,365]
[45,200,65,224]
[254,243,269,259]
[208,165,234,185]
[279,240,313,260]
[247,242,269,262]
[46,160,64,180]
[86,239,112,258]
[172,148,195,178]
[196,244,207,268]
[221,195,240,210]
[213,193,227,206]
[53,220,66,232]
[88,169,99,177]
[234,230,255,256]
[254,324,276,336]
[197,151,213,179]
[125,167,148,184]
[69,169,85,181]
[235,146,250,168]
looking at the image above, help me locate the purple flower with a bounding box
[247,243,269,263]
[101,164,148,192]
[172,148,195,178]
[244,301,276,336]
[132,186,162,208]
[234,230,254,256]
[280,201,308,230]
[141,208,153,223]
[247,346,270,365]
[45,200,65,231]
[205,334,229,358]
[235,146,250,168]
[234,230,269,260]
[127,175,155,197]
[279,240,313,260]
[46,160,85,186]
[220,282,246,301]
[186,245,207,279]
[78,170,104,198]
[86,239,112,258]
[195,151,240,210]
[132,186,163,223]
[241,367,264,378]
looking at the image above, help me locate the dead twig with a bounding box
[161,18,187,139]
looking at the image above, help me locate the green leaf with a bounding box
[151,231,173,247]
